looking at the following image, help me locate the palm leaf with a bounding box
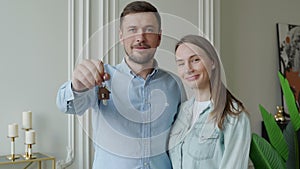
[250,133,286,169]
[278,72,300,168]
[283,122,298,169]
[259,104,289,161]
[278,72,300,131]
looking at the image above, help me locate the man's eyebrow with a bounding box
[145,25,155,28]
[126,25,136,28]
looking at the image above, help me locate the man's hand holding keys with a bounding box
[71,59,110,92]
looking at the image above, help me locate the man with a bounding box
[57,1,186,168]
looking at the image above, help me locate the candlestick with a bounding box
[7,123,20,160]
[8,123,18,137]
[22,111,32,130]
[24,130,36,160]
[23,128,30,158]
[6,137,20,161]
[25,144,36,160]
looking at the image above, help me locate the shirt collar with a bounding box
[183,97,213,115]
[117,59,132,76]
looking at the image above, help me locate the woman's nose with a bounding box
[184,64,193,74]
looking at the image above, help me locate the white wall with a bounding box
[0,0,68,168]
[220,0,300,134]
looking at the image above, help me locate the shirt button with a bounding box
[144,162,148,166]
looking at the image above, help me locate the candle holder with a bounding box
[22,128,31,158]
[24,129,36,160]
[6,136,20,161]
[24,143,36,160]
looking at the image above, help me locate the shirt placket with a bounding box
[141,80,151,169]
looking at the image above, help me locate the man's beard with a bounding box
[124,47,156,65]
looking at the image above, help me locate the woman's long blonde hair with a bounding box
[175,35,247,130]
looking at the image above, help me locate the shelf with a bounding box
[0,152,55,169]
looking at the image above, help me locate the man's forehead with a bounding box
[122,12,159,25]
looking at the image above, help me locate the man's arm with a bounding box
[56,59,110,115]
[56,81,97,115]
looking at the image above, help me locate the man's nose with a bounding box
[135,31,146,43]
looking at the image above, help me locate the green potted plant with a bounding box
[250,72,300,169]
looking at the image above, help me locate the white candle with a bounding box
[8,123,18,137]
[22,111,32,129]
[25,130,35,144]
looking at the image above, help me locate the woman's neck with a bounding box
[194,86,211,102]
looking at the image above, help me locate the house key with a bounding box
[98,82,110,105]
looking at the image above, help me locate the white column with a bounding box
[56,0,75,168]
[198,0,220,50]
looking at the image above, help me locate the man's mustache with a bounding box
[132,43,151,49]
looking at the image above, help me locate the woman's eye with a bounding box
[192,58,201,63]
[176,62,184,67]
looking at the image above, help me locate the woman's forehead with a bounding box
[176,43,207,58]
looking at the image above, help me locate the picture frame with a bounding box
[277,23,300,113]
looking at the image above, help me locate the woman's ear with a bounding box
[212,62,215,70]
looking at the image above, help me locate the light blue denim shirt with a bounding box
[168,98,251,169]
[56,59,186,169]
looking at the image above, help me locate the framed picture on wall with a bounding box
[277,23,300,112]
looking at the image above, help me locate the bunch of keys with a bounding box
[98,82,110,105]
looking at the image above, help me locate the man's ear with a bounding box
[119,29,124,45]
[156,30,162,47]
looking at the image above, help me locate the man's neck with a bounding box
[125,58,155,79]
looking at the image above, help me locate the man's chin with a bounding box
[127,55,154,65]
[132,49,151,56]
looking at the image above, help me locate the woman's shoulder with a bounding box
[225,109,251,130]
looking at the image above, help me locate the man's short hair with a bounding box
[120,1,161,30]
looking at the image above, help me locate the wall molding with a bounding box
[198,0,220,50]
[77,0,92,168]
[56,0,75,168]
[100,0,119,65]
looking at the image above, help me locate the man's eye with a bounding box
[128,28,136,32]
[145,28,154,33]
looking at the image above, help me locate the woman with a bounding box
[168,35,251,169]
